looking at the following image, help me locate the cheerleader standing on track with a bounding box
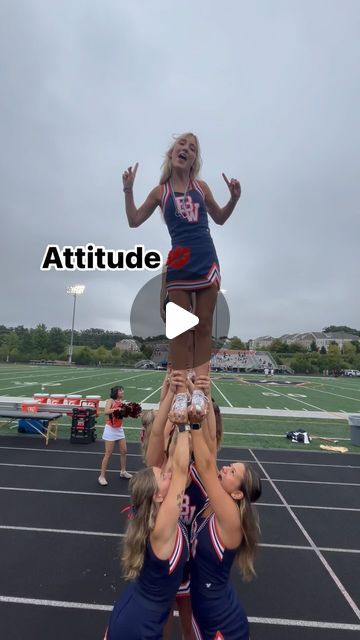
[105,384,191,640]
[188,403,262,640]
[122,132,241,378]
[98,386,132,486]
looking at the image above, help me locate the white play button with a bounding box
[129,274,230,368]
[165,302,199,339]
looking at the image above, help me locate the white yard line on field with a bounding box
[211,379,233,407]
[141,385,163,403]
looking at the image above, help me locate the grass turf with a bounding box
[0,365,359,453]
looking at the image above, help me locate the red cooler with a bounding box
[63,395,82,406]
[21,403,39,413]
[33,393,50,403]
[81,395,101,416]
[49,394,66,405]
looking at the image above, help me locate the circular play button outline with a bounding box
[130,274,230,369]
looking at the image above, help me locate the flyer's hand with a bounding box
[122,163,139,191]
[222,173,241,202]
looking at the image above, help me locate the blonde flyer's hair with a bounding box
[159,132,202,185]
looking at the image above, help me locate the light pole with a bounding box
[66,285,85,365]
[215,288,227,341]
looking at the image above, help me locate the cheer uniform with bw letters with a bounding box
[190,506,249,640]
[162,179,220,291]
[177,463,208,597]
[105,521,189,640]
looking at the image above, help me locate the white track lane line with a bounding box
[0,463,138,474]
[0,596,359,631]
[0,525,122,537]
[0,526,359,554]
[1,445,359,468]
[255,460,360,468]
[248,617,360,631]
[257,503,360,512]
[0,487,128,498]
[0,445,142,457]
[271,479,360,486]
[1,485,359,515]
[2,463,359,486]
[4,461,360,486]
[250,448,360,621]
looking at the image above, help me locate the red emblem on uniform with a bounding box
[167,246,191,269]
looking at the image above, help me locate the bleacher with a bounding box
[210,349,284,373]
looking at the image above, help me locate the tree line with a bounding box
[0,325,359,373]
[0,325,152,366]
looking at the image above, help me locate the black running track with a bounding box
[0,435,359,639]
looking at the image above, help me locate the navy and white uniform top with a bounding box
[190,505,237,599]
[133,520,189,606]
[161,179,220,291]
[176,463,208,597]
[190,505,249,640]
[106,521,190,640]
[180,463,208,532]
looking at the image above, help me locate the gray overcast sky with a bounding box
[1,0,359,341]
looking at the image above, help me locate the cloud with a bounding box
[1,0,359,341]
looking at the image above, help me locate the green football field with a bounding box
[0,364,359,452]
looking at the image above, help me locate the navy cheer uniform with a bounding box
[161,179,220,291]
[190,507,249,640]
[177,463,208,597]
[106,521,189,640]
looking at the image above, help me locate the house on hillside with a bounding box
[250,331,359,352]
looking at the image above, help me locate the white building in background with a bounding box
[250,331,359,351]
[115,338,140,352]
[249,336,274,349]
[324,332,359,350]
[280,332,326,350]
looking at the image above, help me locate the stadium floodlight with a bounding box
[215,289,227,340]
[66,285,85,365]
